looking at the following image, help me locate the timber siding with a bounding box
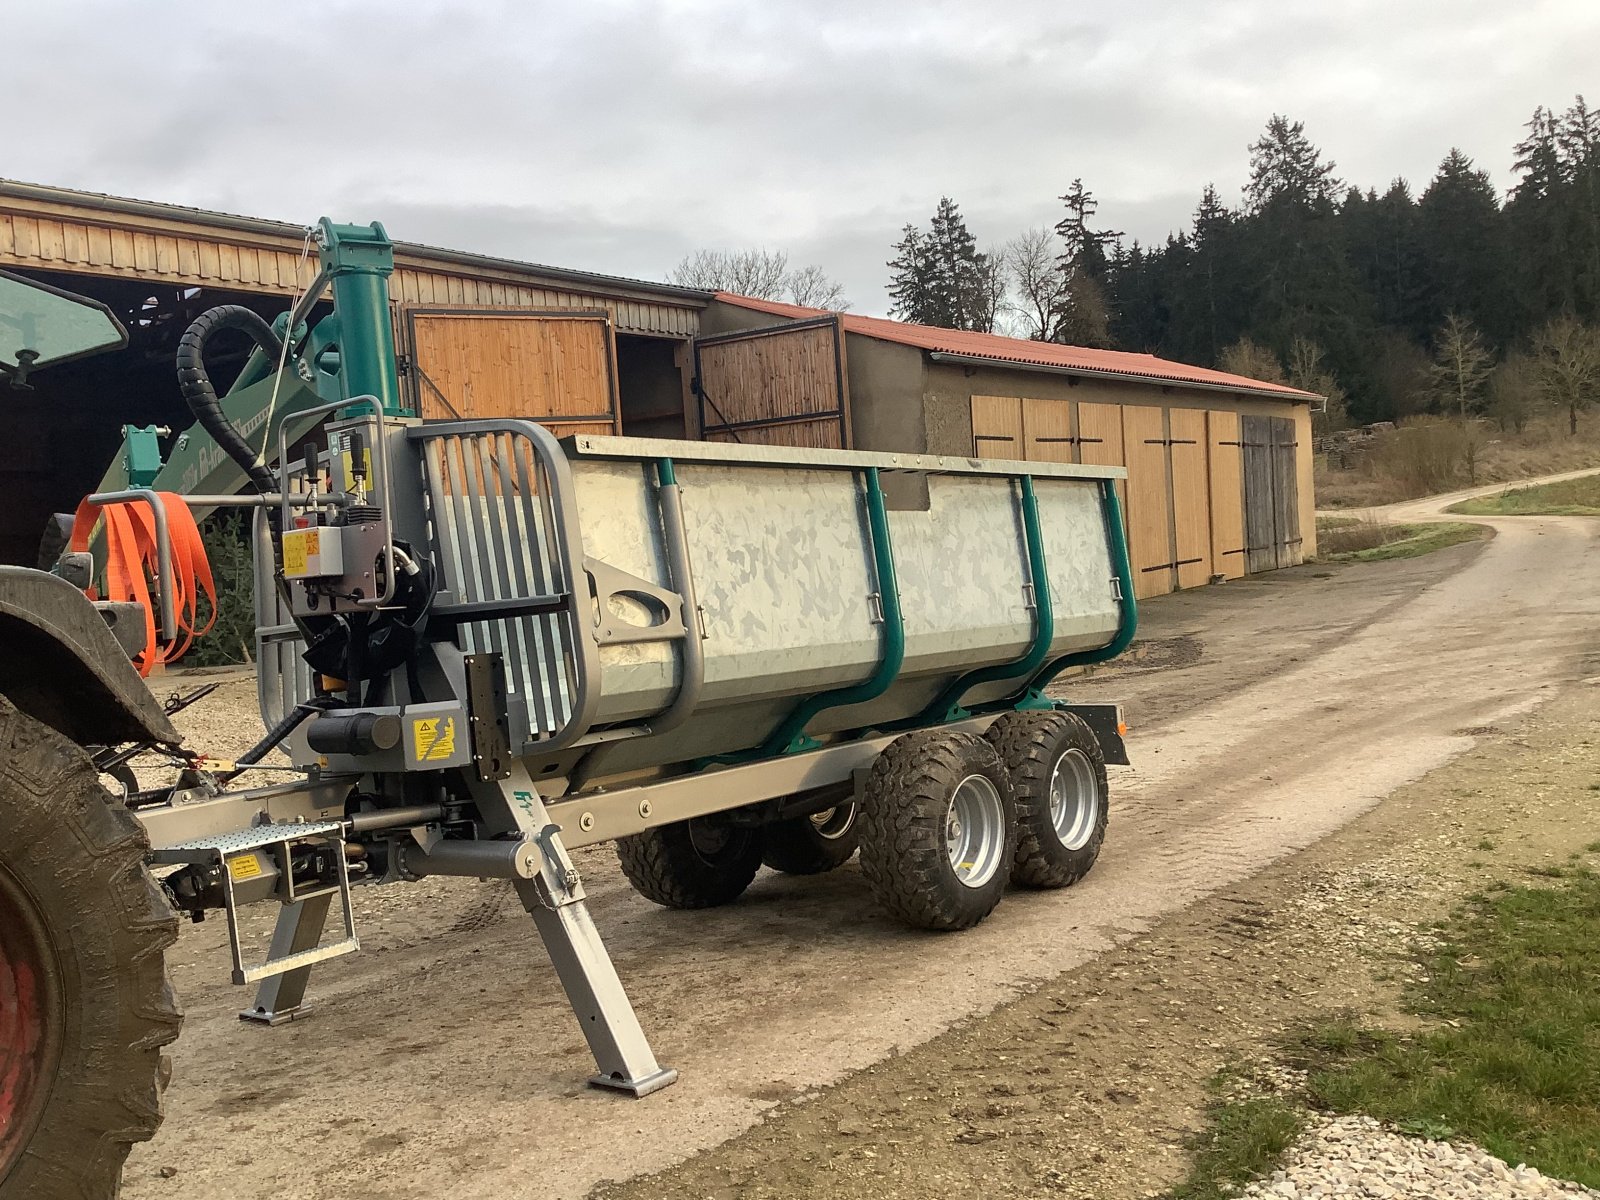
[0,183,703,338]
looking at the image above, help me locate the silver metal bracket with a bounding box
[584,557,689,645]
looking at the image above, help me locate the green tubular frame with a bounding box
[1009,477,1137,710]
[754,467,905,757]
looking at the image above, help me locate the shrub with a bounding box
[186,511,257,667]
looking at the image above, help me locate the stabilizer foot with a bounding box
[588,1067,679,1098]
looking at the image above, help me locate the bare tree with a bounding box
[1002,228,1068,341]
[668,249,849,309]
[1286,335,1347,432]
[1426,313,1494,419]
[1487,352,1536,432]
[785,264,848,310]
[1530,315,1600,434]
[1218,336,1287,384]
[669,249,789,297]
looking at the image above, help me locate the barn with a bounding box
[698,296,1321,599]
[0,180,1318,595]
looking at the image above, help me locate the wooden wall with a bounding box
[695,317,850,448]
[405,309,620,438]
[0,197,701,338]
[968,394,1296,599]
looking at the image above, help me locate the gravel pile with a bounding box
[1242,1115,1600,1199]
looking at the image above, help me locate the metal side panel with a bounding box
[668,461,879,700]
[888,473,1033,676]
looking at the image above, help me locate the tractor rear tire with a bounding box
[986,711,1108,889]
[0,696,181,1200]
[616,815,764,909]
[760,799,860,875]
[857,729,1015,931]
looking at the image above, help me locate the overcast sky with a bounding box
[5,0,1593,314]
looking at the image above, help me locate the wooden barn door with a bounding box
[968,396,1073,463]
[1272,417,1303,567]
[970,395,1023,459]
[1168,409,1213,589]
[693,316,850,447]
[1121,405,1176,599]
[1023,398,1074,463]
[1207,411,1246,579]
[1241,414,1301,571]
[403,308,620,437]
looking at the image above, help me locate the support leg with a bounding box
[514,877,678,1096]
[474,765,676,1096]
[239,894,333,1025]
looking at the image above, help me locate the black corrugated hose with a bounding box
[174,305,283,495]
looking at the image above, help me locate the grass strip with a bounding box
[1448,474,1600,516]
[1300,867,1600,1186]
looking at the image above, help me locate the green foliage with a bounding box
[896,98,1600,425]
[886,197,1002,332]
[185,511,256,668]
[1446,472,1600,516]
[1165,1096,1304,1200]
[1304,870,1600,1187]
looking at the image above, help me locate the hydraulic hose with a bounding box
[174,305,285,495]
[218,699,329,784]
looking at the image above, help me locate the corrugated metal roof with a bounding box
[715,293,1319,402]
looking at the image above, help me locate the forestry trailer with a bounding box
[0,219,1134,1198]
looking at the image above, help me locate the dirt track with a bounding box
[122,488,1600,1200]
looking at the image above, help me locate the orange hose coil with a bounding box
[69,494,217,676]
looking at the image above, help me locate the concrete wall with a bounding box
[844,335,927,453]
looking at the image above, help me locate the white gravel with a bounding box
[1242,1115,1600,1199]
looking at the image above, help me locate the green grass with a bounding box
[1300,869,1600,1186]
[1318,521,1485,563]
[1164,1095,1304,1200]
[1447,474,1600,517]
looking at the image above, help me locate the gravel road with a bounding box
[121,481,1600,1200]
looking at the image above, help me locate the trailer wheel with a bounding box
[0,697,181,1200]
[761,801,859,875]
[858,729,1015,931]
[615,815,764,909]
[986,711,1108,889]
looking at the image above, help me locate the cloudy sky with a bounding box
[6,0,1593,313]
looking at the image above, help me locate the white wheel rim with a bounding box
[808,804,856,841]
[945,774,1006,889]
[1048,749,1100,852]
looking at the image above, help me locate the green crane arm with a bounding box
[88,219,406,521]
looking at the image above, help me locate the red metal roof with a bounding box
[713,293,1318,402]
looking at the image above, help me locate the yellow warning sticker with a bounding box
[282,528,319,577]
[229,853,263,882]
[412,716,457,762]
